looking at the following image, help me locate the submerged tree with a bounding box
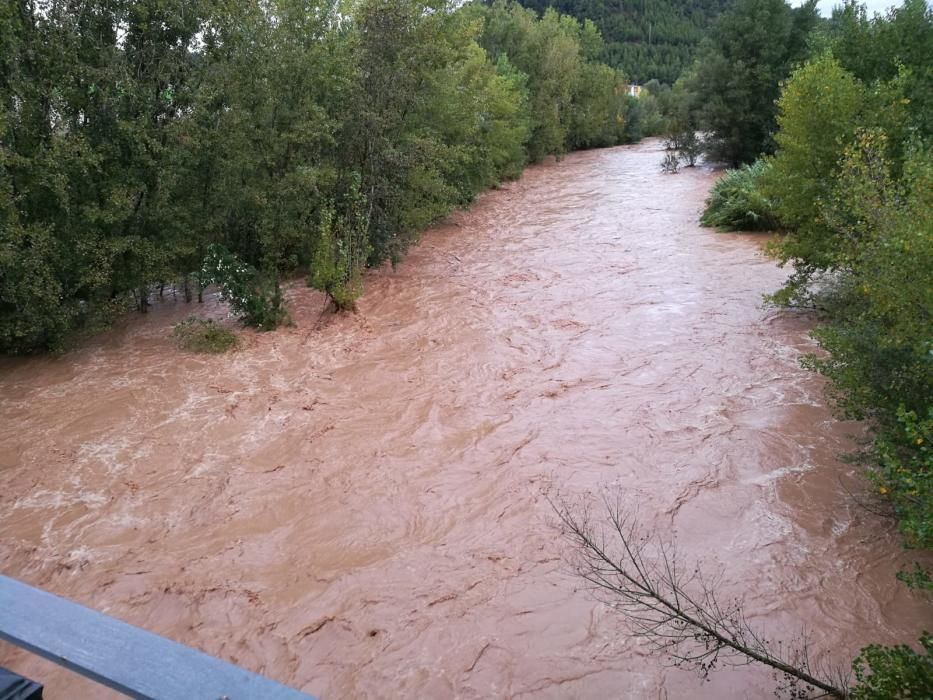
[308,178,371,311]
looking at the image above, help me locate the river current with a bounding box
[1,140,929,698]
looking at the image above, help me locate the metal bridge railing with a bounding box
[0,575,315,700]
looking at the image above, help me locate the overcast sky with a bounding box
[793,0,908,16]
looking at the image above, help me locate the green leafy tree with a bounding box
[763,53,914,300]
[338,0,467,265]
[688,0,819,166]
[829,0,932,137]
[801,135,932,547]
[194,0,345,272]
[851,633,933,699]
[476,1,581,159]
[568,62,627,149]
[762,52,866,287]
[309,179,371,311]
[520,0,733,84]
[486,55,533,180]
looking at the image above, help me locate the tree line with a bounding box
[686,0,931,565]
[518,0,734,84]
[0,0,649,353]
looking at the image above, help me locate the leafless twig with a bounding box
[550,492,850,699]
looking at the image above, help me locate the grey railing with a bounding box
[0,575,315,699]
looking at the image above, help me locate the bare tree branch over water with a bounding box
[551,493,850,699]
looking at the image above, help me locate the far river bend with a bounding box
[1,139,929,698]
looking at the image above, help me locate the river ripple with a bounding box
[1,139,929,698]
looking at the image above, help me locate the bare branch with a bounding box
[549,493,850,699]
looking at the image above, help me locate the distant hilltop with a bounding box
[515,0,734,84]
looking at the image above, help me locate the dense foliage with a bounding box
[700,0,932,552]
[692,5,931,692]
[517,0,734,84]
[0,0,639,353]
[699,160,778,231]
[767,1,932,551]
[473,1,633,157]
[685,0,820,165]
[797,135,932,549]
[851,632,933,699]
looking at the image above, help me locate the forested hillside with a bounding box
[516,0,734,83]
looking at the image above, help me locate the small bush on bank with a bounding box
[700,160,780,231]
[171,318,238,354]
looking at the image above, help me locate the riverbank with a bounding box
[1,140,928,698]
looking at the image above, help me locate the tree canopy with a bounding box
[685,0,820,165]
[0,0,639,353]
[516,0,735,84]
[699,0,933,553]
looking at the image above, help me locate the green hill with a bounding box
[516,0,734,83]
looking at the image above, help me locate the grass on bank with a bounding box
[700,159,780,231]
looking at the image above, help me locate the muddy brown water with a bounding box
[1,140,930,699]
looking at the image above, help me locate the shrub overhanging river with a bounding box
[0,140,929,698]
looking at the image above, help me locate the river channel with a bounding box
[1,140,929,698]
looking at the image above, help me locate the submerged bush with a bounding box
[664,129,702,167]
[171,318,238,354]
[660,151,680,173]
[308,184,370,312]
[201,245,288,330]
[700,160,780,231]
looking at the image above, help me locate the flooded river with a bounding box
[1,140,929,698]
